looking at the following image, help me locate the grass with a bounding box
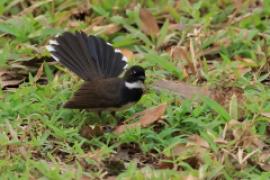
[1,0,270,179]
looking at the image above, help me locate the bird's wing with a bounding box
[63,78,123,109]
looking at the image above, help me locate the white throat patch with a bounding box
[125,81,144,89]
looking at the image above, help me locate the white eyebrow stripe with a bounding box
[46,45,55,52]
[125,81,144,89]
[49,40,59,45]
[107,42,112,46]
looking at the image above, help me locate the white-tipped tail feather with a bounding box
[46,45,55,52]
[51,54,60,61]
[123,64,128,69]
[122,56,128,62]
[46,44,59,61]
[49,40,59,45]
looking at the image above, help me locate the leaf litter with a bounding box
[0,57,54,89]
[114,103,167,134]
[139,8,160,37]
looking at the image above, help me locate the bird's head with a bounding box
[123,65,145,89]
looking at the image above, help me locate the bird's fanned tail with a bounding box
[46,31,128,81]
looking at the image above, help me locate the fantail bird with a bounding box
[46,31,145,111]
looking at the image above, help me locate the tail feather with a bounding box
[76,32,99,78]
[85,36,102,75]
[104,41,114,76]
[47,31,128,81]
[110,53,125,77]
[92,36,106,73]
[53,37,89,80]
[59,32,98,80]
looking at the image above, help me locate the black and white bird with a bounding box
[46,31,145,111]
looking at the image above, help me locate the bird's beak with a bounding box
[138,76,145,82]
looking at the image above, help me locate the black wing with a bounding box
[63,78,124,109]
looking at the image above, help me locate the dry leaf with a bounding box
[187,134,209,149]
[79,124,105,139]
[119,48,134,60]
[0,70,26,89]
[81,175,92,180]
[153,80,210,99]
[139,8,159,36]
[1,79,25,89]
[232,0,243,11]
[68,20,82,28]
[171,46,189,61]
[260,164,270,171]
[114,103,167,134]
[171,46,192,78]
[155,160,174,169]
[183,174,199,180]
[34,63,44,82]
[92,24,121,35]
[169,23,186,31]
[210,87,244,108]
[258,150,270,171]
[261,112,270,118]
[171,143,187,157]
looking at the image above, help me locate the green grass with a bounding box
[1,0,270,179]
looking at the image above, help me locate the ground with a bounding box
[0,0,270,179]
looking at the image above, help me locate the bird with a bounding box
[46,31,145,112]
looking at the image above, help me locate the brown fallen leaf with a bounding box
[92,24,121,35]
[171,46,189,62]
[114,103,167,134]
[232,0,243,11]
[210,87,244,109]
[257,149,270,171]
[0,57,53,89]
[187,134,209,149]
[34,63,44,82]
[155,160,174,169]
[261,112,270,118]
[0,69,26,89]
[119,48,134,60]
[139,8,159,36]
[170,46,193,78]
[81,175,92,180]
[68,20,82,28]
[153,80,210,99]
[183,174,199,180]
[170,143,205,169]
[0,79,25,89]
[79,124,105,139]
[169,23,186,31]
[171,143,187,157]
